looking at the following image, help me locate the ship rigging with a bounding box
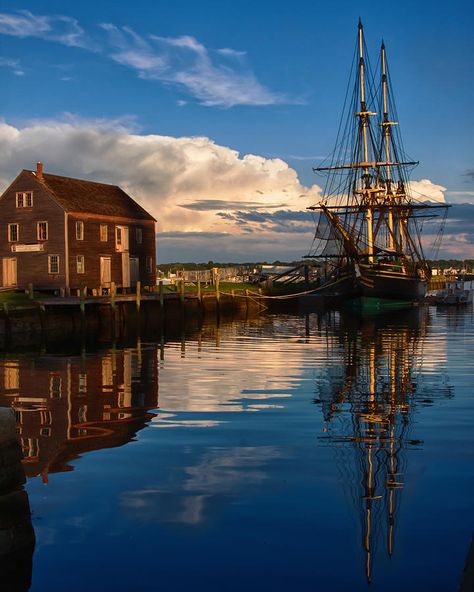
[306,21,449,302]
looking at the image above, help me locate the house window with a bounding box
[76,221,84,240]
[115,226,128,251]
[79,372,87,393]
[136,227,142,244]
[4,363,19,390]
[49,374,62,398]
[77,255,85,274]
[37,221,48,241]
[146,256,153,273]
[100,224,108,242]
[40,410,52,425]
[48,255,60,274]
[8,224,19,242]
[16,192,33,208]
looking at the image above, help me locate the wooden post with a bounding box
[38,303,46,335]
[110,282,116,310]
[28,283,34,300]
[159,281,164,310]
[231,289,235,313]
[215,277,220,317]
[180,279,185,305]
[245,289,249,315]
[110,282,116,337]
[3,302,11,344]
[136,281,141,312]
[197,280,201,302]
[80,285,86,318]
[160,334,165,361]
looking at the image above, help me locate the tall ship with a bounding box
[306,22,449,303]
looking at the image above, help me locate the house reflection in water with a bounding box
[314,308,453,584]
[0,343,158,479]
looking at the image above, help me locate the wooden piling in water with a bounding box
[110,282,116,310]
[159,281,164,310]
[80,285,86,318]
[136,281,141,312]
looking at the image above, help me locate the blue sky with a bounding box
[0,0,473,261]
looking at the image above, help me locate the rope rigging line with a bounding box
[219,275,350,301]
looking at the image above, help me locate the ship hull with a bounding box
[358,269,427,301]
[316,266,426,303]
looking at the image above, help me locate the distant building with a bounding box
[0,163,156,292]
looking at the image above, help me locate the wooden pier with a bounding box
[0,281,267,349]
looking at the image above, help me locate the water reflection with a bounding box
[314,308,453,583]
[0,343,159,478]
[0,309,467,590]
[121,446,282,525]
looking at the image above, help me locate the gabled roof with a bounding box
[27,170,156,221]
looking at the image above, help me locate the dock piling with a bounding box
[136,281,141,312]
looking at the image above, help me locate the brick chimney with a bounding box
[36,161,43,179]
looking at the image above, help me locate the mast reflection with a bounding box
[314,308,453,583]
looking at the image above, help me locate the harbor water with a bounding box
[1,305,473,591]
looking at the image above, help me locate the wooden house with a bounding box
[0,163,156,293]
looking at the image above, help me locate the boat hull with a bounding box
[315,267,426,303]
[358,269,427,301]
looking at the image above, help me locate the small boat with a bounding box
[433,279,473,305]
[306,21,449,304]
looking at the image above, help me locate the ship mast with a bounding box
[357,20,375,264]
[381,41,396,252]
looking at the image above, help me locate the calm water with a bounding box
[1,306,473,591]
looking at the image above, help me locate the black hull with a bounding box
[317,268,427,302]
[358,270,427,301]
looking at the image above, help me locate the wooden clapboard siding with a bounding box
[0,167,157,291]
[67,217,156,290]
[0,170,66,289]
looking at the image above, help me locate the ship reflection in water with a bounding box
[0,308,472,591]
[313,308,454,583]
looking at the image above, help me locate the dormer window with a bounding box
[16,192,33,208]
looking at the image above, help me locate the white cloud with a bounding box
[0,56,24,76]
[0,118,460,261]
[0,118,320,249]
[0,10,286,107]
[0,9,90,49]
[408,179,446,203]
[102,25,285,107]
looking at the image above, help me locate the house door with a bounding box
[130,257,139,287]
[122,253,130,289]
[2,258,17,287]
[100,257,111,287]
